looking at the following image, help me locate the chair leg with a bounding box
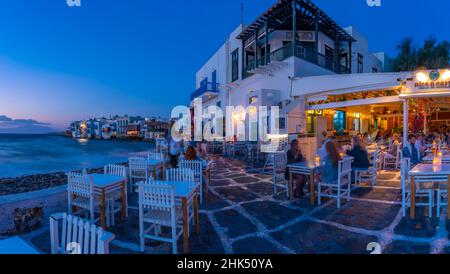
[110,201,115,226]
[402,192,406,217]
[429,191,433,218]
[337,186,341,209]
[437,191,441,217]
[318,185,322,206]
[171,225,177,255]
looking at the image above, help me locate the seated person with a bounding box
[185,146,209,193]
[285,140,307,198]
[347,136,370,170]
[317,141,341,183]
[402,134,422,166]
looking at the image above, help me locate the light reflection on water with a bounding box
[0,134,154,178]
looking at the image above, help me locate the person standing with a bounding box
[168,134,182,168]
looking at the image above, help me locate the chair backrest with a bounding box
[130,151,150,158]
[138,181,175,211]
[372,148,379,170]
[67,172,93,198]
[149,152,164,161]
[104,164,127,177]
[179,160,202,177]
[165,168,195,182]
[338,158,352,177]
[50,213,114,254]
[129,157,148,171]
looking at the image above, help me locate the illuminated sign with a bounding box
[413,70,450,90]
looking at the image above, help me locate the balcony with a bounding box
[244,44,350,77]
[191,82,220,101]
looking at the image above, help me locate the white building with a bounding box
[191,0,389,145]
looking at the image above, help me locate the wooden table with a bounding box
[91,174,128,229]
[159,181,200,254]
[408,164,450,219]
[0,236,40,254]
[148,159,166,180]
[287,161,319,204]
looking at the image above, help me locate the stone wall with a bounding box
[0,186,67,235]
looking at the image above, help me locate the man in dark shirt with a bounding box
[402,134,421,165]
[285,140,307,198]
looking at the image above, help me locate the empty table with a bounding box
[408,164,450,219]
[91,174,128,229]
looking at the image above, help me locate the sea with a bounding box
[0,134,154,178]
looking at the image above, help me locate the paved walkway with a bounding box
[18,156,450,254]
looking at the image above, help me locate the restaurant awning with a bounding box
[291,72,411,102]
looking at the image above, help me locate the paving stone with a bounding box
[201,192,229,211]
[242,201,303,229]
[232,176,260,185]
[246,182,278,196]
[215,186,259,203]
[233,237,281,254]
[185,213,225,254]
[394,210,439,238]
[351,187,401,202]
[209,179,234,187]
[214,209,257,238]
[271,220,378,254]
[312,200,400,231]
[383,241,430,254]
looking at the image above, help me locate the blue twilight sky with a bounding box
[0,0,449,132]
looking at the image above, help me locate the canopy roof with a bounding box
[291,72,411,100]
[237,0,355,43]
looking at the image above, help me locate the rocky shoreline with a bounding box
[0,163,127,196]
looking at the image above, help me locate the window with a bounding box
[340,53,348,68]
[357,53,363,73]
[372,67,378,73]
[232,49,239,82]
[334,111,346,132]
[216,101,221,108]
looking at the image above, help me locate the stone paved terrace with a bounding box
[7,155,450,254]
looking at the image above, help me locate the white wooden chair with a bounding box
[67,171,100,224]
[104,164,128,225]
[354,148,379,187]
[179,160,204,203]
[149,152,164,161]
[129,157,149,193]
[436,177,450,217]
[400,158,436,217]
[165,168,196,235]
[318,158,352,209]
[138,181,183,254]
[383,144,400,170]
[50,213,114,254]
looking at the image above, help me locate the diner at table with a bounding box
[285,139,307,198]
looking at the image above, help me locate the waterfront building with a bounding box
[191,0,396,158]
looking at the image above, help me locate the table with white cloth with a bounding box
[91,174,128,229]
[408,164,450,219]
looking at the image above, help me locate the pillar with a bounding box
[403,99,409,144]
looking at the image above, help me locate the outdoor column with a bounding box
[292,0,297,56]
[403,99,409,144]
[265,20,269,65]
[315,17,319,63]
[298,96,307,135]
[348,41,352,73]
[254,31,258,69]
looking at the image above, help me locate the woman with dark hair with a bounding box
[347,136,370,169]
[317,141,341,183]
[285,140,307,198]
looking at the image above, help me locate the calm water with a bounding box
[0,134,154,178]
